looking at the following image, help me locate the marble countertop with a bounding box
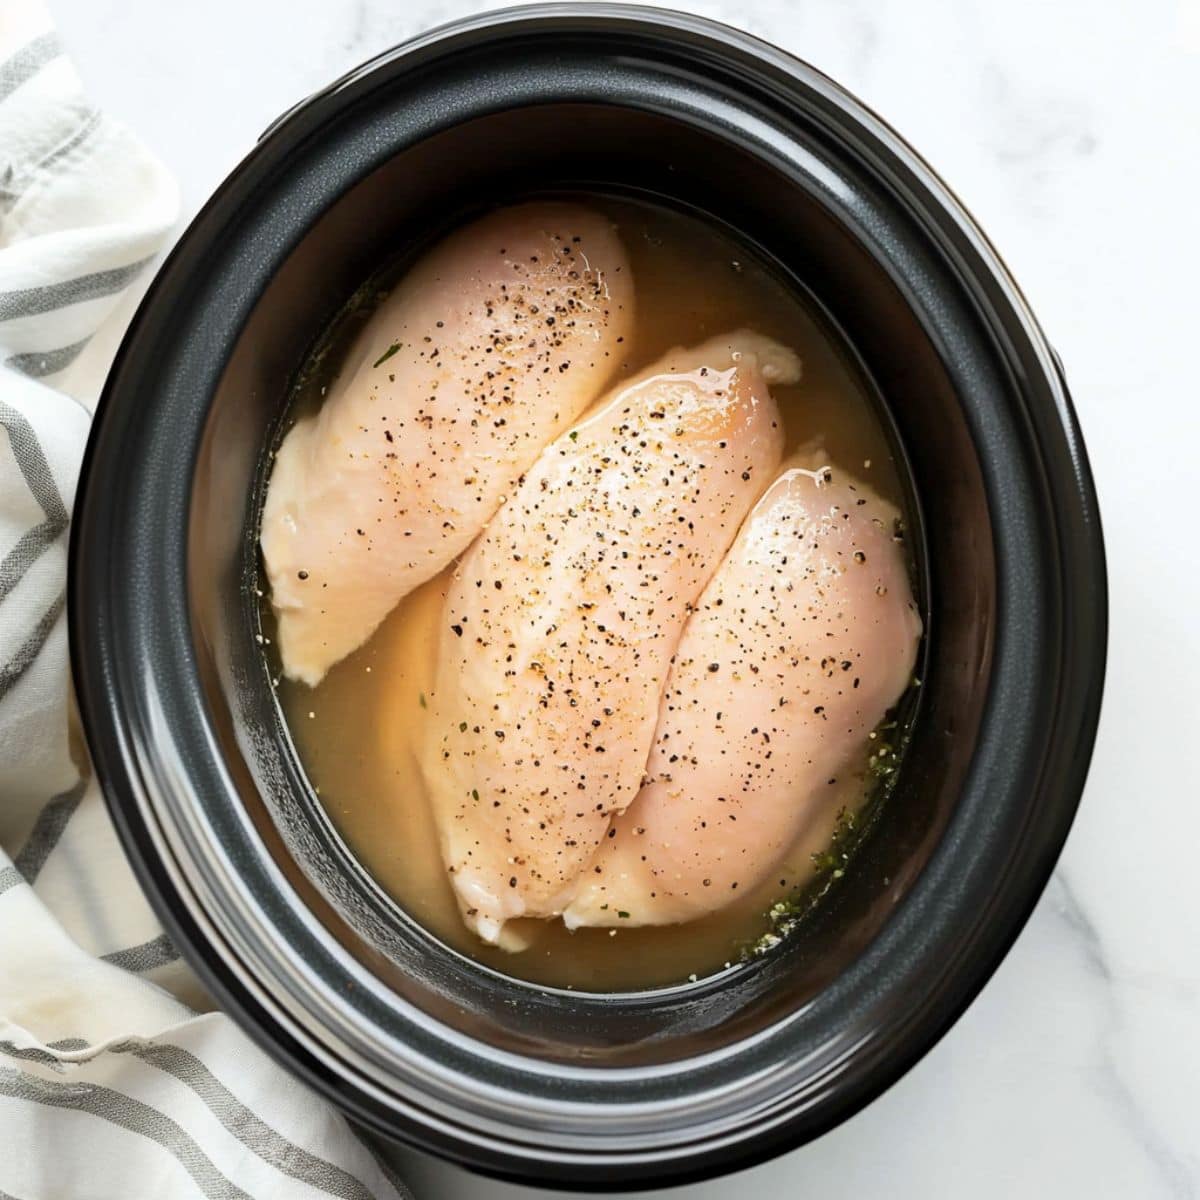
[52,0,1200,1195]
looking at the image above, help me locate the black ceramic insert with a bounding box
[69,5,1106,1189]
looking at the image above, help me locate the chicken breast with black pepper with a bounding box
[420,331,796,943]
[563,461,922,928]
[260,202,634,685]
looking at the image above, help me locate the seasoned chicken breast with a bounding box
[563,461,922,928]
[261,202,633,685]
[420,332,796,943]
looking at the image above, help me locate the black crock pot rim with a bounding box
[68,4,1108,1188]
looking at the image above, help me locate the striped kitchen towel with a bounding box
[0,4,410,1196]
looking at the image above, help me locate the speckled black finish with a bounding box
[69,5,1106,1189]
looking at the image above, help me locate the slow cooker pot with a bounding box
[69,5,1106,1188]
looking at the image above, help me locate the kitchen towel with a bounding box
[0,4,410,1196]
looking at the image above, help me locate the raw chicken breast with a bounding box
[261,202,633,685]
[420,332,795,943]
[563,461,922,928]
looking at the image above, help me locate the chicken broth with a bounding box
[266,194,918,991]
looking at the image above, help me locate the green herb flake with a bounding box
[459,721,468,732]
[373,342,401,368]
[738,702,917,968]
[471,788,479,802]
[569,430,578,441]
[418,692,427,709]
[617,911,630,919]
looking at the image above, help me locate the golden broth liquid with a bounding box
[270,195,912,992]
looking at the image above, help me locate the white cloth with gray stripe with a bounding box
[0,5,409,1196]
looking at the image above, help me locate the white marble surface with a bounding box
[51,0,1200,1195]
